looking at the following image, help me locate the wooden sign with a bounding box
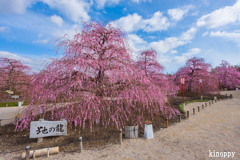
[12,95,19,100]
[30,119,67,138]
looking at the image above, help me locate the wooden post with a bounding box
[0,119,1,126]
[212,101,213,104]
[202,105,204,109]
[165,118,168,128]
[6,103,8,107]
[198,106,200,112]
[119,129,122,145]
[193,108,195,115]
[47,148,50,158]
[205,103,207,107]
[178,115,181,122]
[33,150,35,160]
[25,146,30,160]
[37,119,44,143]
[79,137,82,153]
[187,111,189,118]
[209,102,211,106]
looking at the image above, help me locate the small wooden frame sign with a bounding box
[30,119,67,138]
[144,121,152,125]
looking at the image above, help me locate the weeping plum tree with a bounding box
[216,60,240,89]
[172,57,219,95]
[16,20,180,132]
[136,49,179,96]
[0,57,32,99]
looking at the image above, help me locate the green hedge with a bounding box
[0,101,27,107]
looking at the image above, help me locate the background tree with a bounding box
[216,60,240,89]
[172,57,219,96]
[136,49,179,96]
[0,57,32,99]
[16,20,180,132]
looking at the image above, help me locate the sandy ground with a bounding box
[1,91,240,160]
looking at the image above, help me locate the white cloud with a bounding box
[148,36,156,39]
[0,0,34,14]
[123,8,127,12]
[33,39,49,44]
[0,51,51,72]
[49,15,64,27]
[41,0,92,22]
[210,31,240,38]
[172,48,201,63]
[149,27,197,54]
[202,31,209,36]
[149,37,186,54]
[114,13,144,32]
[210,31,240,45]
[114,11,170,33]
[196,0,240,28]
[131,0,151,3]
[52,24,80,40]
[38,34,42,37]
[169,50,177,54]
[128,34,147,53]
[180,27,197,41]
[191,11,199,16]
[168,5,195,21]
[95,0,120,9]
[143,11,170,32]
[0,26,10,33]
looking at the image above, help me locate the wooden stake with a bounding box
[193,108,195,115]
[187,111,189,118]
[212,101,213,104]
[119,129,122,145]
[25,146,30,160]
[165,118,168,128]
[198,106,200,112]
[209,102,211,106]
[0,119,1,126]
[47,148,49,158]
[202,105,204,109]
[33,150,35,160]
[205,103,207,107]
[178,115,181,122]
[79,137,83,153]
[37,119,44,143]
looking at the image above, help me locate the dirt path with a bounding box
[1,91,240,160]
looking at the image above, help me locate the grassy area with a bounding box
[179,99,209,114]
[0,101,27,107]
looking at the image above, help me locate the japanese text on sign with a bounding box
[30,119,67,138]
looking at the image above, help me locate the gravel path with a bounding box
[1,91,240,160]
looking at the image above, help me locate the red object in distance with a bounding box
[180,77,185,103]
[180,77,185,85]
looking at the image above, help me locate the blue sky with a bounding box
[0,0,240,74]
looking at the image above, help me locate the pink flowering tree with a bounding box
[16,20,180,132]
[216,60,240,89]
[136,49,179,96]
[172,57,219,95]
[0,57,32,99]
